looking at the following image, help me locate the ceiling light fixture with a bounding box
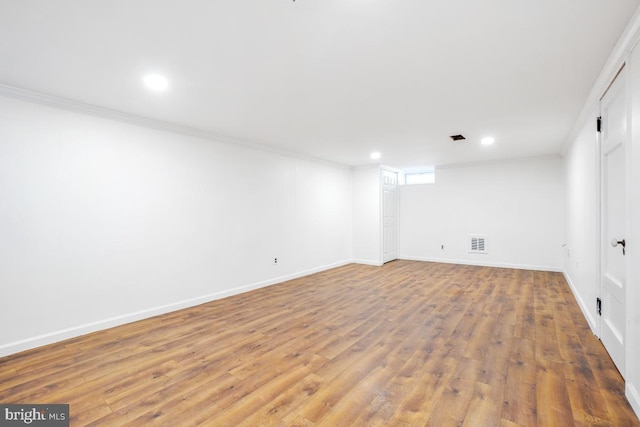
[370,152,381,160]
[481,136,495,146]
[143,74,169,91]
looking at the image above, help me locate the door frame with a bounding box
[380,167,400,264]
[597,62,631,378]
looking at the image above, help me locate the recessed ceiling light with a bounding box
[481,136,495,146]
[143,74,169,91]
[370,152,381,160]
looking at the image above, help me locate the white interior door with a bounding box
[600,68,627,377]
[382,169,398,263]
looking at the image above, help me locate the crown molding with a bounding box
[0,83,349,169]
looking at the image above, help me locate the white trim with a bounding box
[0,260,350,358]
[0,84,349,170]
[351,259,384,267]
[627,382,640,421]
[399,256,562,272]
[563,271,598,334]
[595,103,604,338]
[379,167,385,264]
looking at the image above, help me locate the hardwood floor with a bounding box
[1,261,638,426]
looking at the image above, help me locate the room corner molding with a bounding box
[0,83,349,169]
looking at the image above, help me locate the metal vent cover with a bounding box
[469,235,488,254]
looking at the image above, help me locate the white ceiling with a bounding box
[1,0,639,169]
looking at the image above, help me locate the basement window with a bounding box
[404,170,435,185]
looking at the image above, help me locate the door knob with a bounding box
[611,238,626,255]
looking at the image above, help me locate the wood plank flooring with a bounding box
[1,261,638,426]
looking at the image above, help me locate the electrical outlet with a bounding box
[274,257,278,264]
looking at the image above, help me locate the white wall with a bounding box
[563,72,640,417]
[561,11,640,416]
[563,110,599,331]
[0,95,353,356]
[351,165,381,265]
[399,156,564,271]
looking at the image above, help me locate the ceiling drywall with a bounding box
[1,0,639,169]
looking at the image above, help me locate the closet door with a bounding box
[599,67,627,377]
[382,169,398,263]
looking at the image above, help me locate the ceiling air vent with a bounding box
[450,134,466,141]
[469,235,488,254]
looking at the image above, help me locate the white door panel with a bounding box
[382,170,398,263]
[600,68,627,377]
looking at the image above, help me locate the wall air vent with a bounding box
[469,235,488,254]
[449,134,466,141]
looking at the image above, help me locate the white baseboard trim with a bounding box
[351,259,384,266]
[0,259,351,358]
[399,255,563,272]
[627,382,640,421]
[563,271,598,335]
